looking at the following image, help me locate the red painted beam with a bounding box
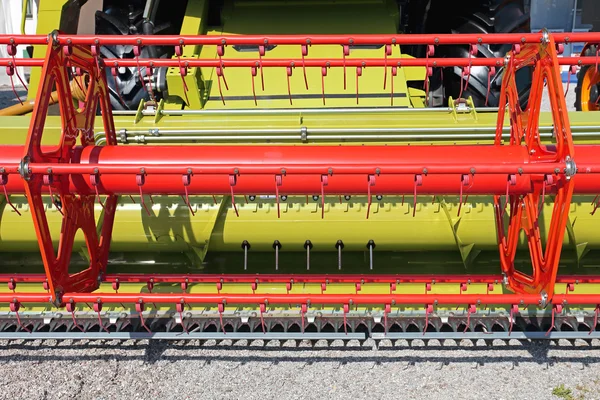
[0,273,599,285]
[1,32,600,46]
[2,57,600,69]
[62,292,543,306]
[3,145,600,195]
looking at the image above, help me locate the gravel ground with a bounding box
[0,83,591,400]
[0,338,598,400]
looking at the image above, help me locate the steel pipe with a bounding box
[1,31,599,46]
[0,273,596,285]
[2,145,600,195]
[62,292,543,305]
[2,56,599,69]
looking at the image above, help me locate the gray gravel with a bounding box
[0,338,598,400]
[0,84,590,400]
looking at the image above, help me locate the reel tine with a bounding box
[413,174,423,217]
[218,303,226,335]
[67,302,85,333]
[6,63,24,106]
[320,174,328,219]
[390,65,397,106]
[7,44,28,92]
[111,65,126,108]
[90,172,105,210]
[137,171,151,216]
[590,305,599,336]
[136,302,152,334]
[259,45,266,91]
[145,65,157,103]
[423,304,433,335]
[1,174,21,216]
[275,175,283,218]
[230,174,239,217]
[508,304,518,336]
[251,66,258,106]
[321,65,328,105]
[356,66,363,104]
[94,302,110,334]
[216,66,226,106]
[286,65,293,105]
[301,44,309,90]
[383,44,392,90]
[176,303,189,334]
[565,65,577,97]
[10,301,31,333]
[545,304,561,336]
[485,67,496,106]
[44,174,63,216]
[342,45,349,90]
[366,174,375,219]
[343,304,349,335]
[175,45,191,105]
[260,303,267,334]
[133,45,147,93]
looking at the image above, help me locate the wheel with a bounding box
[424,0,532,108]
[95,0,187,110]
[575,45,600,111]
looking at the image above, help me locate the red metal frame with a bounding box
[20,41,118,303]
[1,31,599,45]
[1,30,599,311]
[493,34,575,297]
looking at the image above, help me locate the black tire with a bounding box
[575,45,599,111]
[95,1,186,110]
[425,0,532,108]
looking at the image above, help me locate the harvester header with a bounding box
[0,22,600,340]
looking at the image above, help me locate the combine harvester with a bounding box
[0,0,600,341]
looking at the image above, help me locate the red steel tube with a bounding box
[62,292,543,306]
[1,32,600,46]
[3,145,600,195]
[0,273,598,285]
[1,57,599,69]
[103,274,503,284]
[553,295,600,305]
[0,293,53,303]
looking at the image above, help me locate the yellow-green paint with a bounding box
[26,0,70,101]
[165,0,210,110]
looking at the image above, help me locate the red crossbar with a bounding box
[1,32,600,46]
[2,56,600,69]
[0,273,598,285]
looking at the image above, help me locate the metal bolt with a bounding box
[367,240,376,270]
[304,240,313,271]
[335,240,344,270]
[249,195,256,201]
[272,240,282,271]
[281,195,287,201]
[344,195,351,201]
[241,240,250,270]
[376,195,383,201]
